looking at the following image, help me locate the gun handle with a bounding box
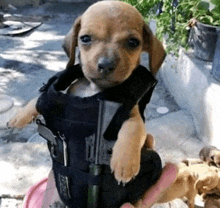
[87,164,102,208]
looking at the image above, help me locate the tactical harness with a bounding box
[36,64,162,208]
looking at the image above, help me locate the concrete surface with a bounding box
[161,49,220,148]
[146,110,203,164]
[0,95,13,114]
[0,143,51,196]
[0,1,215,207]
[1,0,41,7]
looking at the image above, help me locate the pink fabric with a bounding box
[23,178,48,208]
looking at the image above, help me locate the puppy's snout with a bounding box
[98,57,116,75]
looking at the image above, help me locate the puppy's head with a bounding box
[195,166,220,195]
[64,1,166,89]
[211,150,220,168]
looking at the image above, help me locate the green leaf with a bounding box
[212,5,220,14]
[197,1,210,11]
[181,36,187,45]
[210,0,220,7]
[199,15,214,24]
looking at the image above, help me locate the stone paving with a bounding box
[0,1,209,207]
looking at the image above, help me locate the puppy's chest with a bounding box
[67,78,101,98]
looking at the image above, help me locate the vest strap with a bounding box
[53,160,102,186]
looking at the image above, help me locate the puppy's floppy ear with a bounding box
[142,23,166,75]
[195,171,219,194]
[195,179,207,194]
[62,16,81,69]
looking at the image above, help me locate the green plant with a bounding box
[121,0,220,55]
[122,0,160,15]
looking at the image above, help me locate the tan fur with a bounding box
[203,189,220,208]
[64,1,165,76]
[8,97,39,128]
[156,164,220,208]
[205,197,220,208]
[144,133,155,150]
[9,1,165,206]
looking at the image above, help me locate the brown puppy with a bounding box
[204,197,220,208]
[199,146,220,167]
[150,164,220,208]
[203,189,220,208]
[8,1,165,185]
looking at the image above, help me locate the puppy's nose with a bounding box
[98,57,115,75]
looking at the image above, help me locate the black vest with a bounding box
[36,64,162,208]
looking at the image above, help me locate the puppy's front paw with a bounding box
[8,109,34,128]
[110,145,141,184]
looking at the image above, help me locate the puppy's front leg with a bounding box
[187,194,196,208]
[111,105,147,183]
[8,97,39,128]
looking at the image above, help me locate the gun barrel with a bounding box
[87,164,102,208]
[95,100,105,164]
[87,100,122,207]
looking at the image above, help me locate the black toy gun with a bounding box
[86,100,122,208]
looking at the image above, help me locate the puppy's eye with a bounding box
[126,38,140,49]
[80,35,92,44]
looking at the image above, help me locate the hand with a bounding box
[120,163,178,208]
